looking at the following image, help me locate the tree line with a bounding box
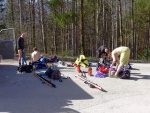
[0,0,150,60]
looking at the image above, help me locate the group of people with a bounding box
[17,33,130,78]
[17,33,42,65]
[97,45,130,78]
[17,33,59,67]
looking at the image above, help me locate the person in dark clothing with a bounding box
[17,33,26,66]
[97,45,109,64]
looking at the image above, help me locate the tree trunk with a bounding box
[111,0,114,50]
[96,0,100,52]
[80,0,85,55]
[40,0,46,53]
[19,0,23,33]
[72,0,76,56]
[115,0,119,47]
[31,0,36,48]
[102,0,105,45]
[118,0,123,45]
[132,0,136,59]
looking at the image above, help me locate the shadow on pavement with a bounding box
[130,74,150,81]
[130,68,140,71]
[0,64,93,113]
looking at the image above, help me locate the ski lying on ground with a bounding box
[34,73,56,88]
[75,74,106,92]
[60,61,75,67]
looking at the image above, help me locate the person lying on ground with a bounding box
[49,55,60,62]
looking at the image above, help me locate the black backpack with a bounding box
[51,70,61,80]
[118,70,130,79]
[45,68,53,78]
[18,65,33,73]
[45,68,62,81]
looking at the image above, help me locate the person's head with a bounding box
[33,47,37,51]
[105,48,108,53]
[21,33,26,38]
[108,52,112,59]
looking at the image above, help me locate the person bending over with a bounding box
[110,46,130,78]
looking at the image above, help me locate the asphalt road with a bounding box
[0,59,150,113]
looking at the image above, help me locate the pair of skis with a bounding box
[34,73,56,88]
[34,72,70,88]
[75,74,106,92]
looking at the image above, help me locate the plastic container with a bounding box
[88,67,93,76]
[77,65,81,73]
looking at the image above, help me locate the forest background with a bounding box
[0,0,150,61]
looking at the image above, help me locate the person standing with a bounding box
[17,33,26,66]
[110,46,130,77]
[22,51,27,65]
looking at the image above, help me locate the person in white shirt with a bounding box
[31,47,43,62]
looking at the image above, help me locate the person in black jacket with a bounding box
[97,45,109,64]
[17,33,26,66]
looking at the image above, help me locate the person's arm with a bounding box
[31,53,33,62]
[114,64,122,77]
[110,53,117,68]
[115,59,119,70]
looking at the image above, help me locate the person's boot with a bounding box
[19,62,21,66]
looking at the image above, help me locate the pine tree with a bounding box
[0,0,5,29]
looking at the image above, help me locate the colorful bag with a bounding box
[119,70,130,79]
[94,71,106,78]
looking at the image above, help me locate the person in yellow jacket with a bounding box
[110,46,130,77]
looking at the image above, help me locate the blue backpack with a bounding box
[40,57,49,63]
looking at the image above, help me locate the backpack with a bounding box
[75,55,89,68]
[94,71,106,78]
[18,65,33,73]
[32,62,47,70]
[45,68,62,81]
[51,70,61,80]
[118,70,130,79]
[40,57,49,64]
[45,68,53,78]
